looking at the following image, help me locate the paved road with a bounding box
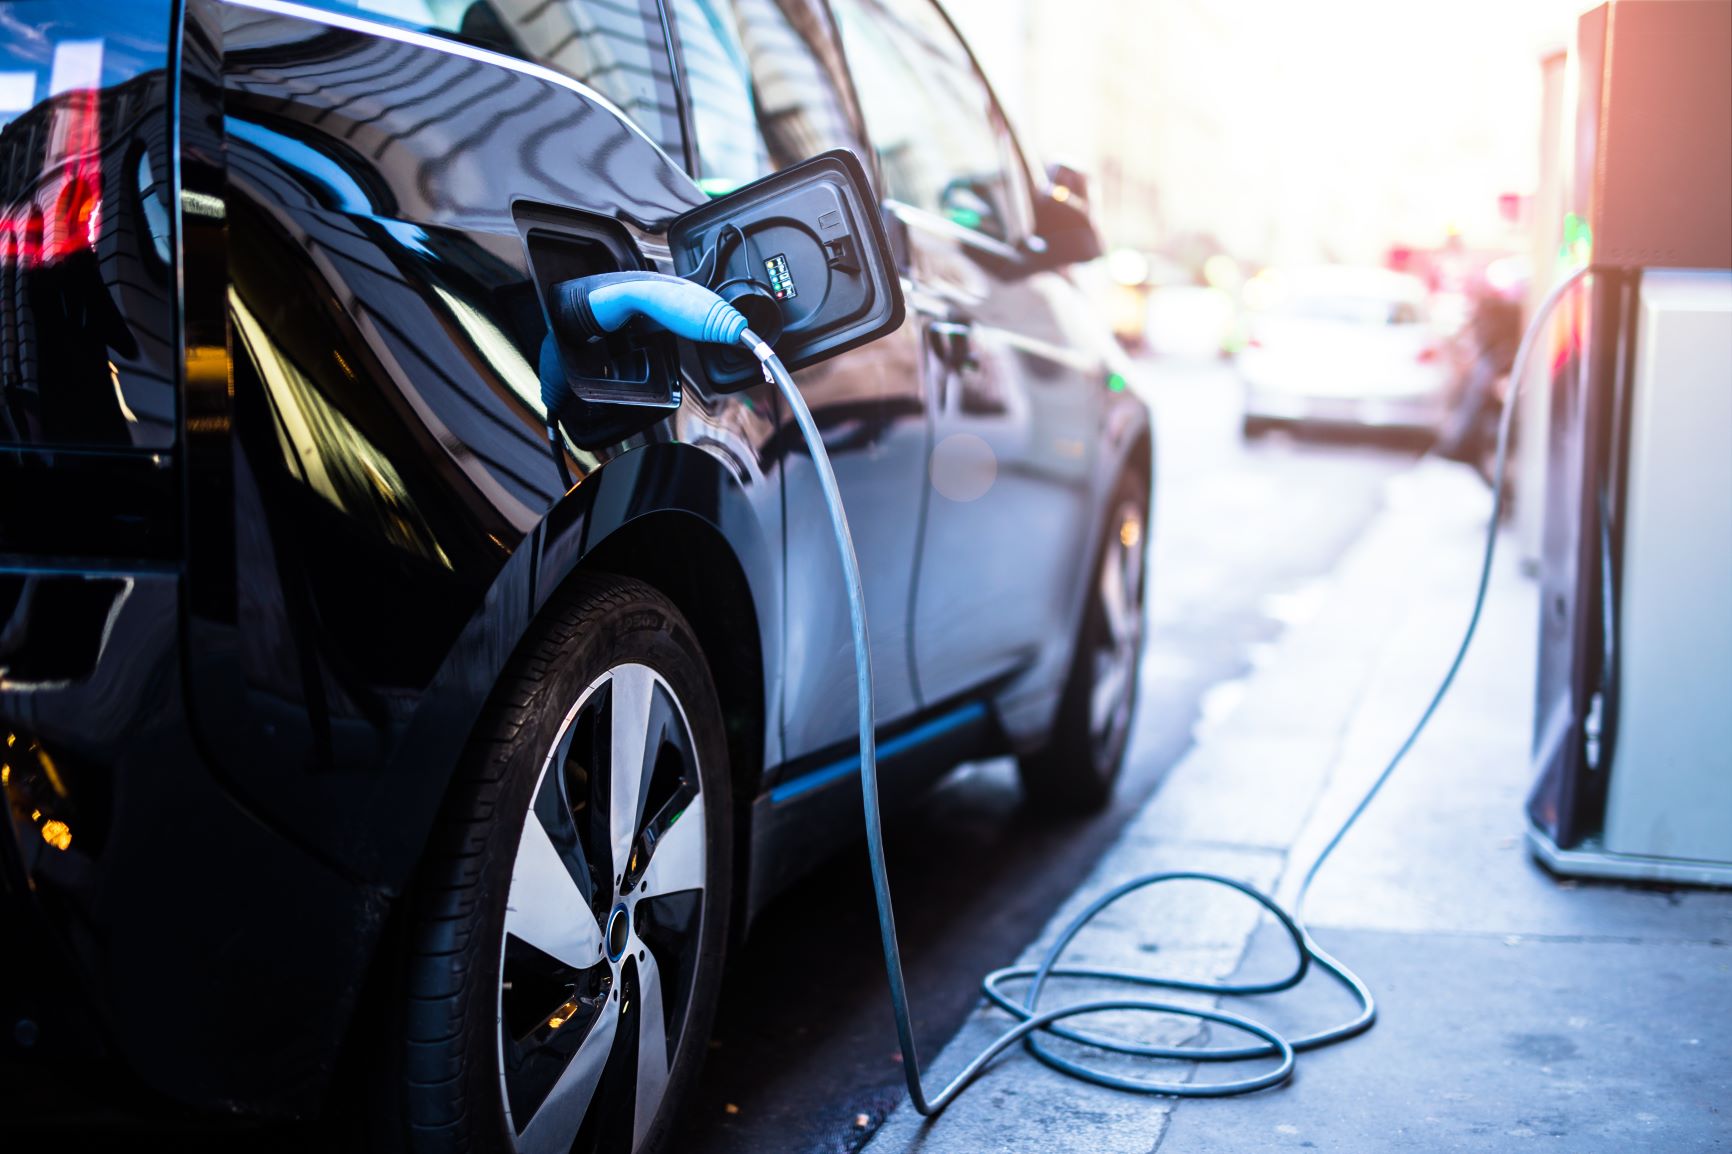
[676,357,1417,1154]
[860,455,1732,1154]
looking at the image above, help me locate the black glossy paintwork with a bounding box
[0,0,1150,1122]
[0,1,183,563]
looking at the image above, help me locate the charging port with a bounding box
[513,205,680,418]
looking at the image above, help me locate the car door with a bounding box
[666,0,928,768]
[830,0,1106,732]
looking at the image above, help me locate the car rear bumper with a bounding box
[1242,386,1448,432]
[2,568,388,1122]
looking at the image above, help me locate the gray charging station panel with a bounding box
[1599,271,1732,873]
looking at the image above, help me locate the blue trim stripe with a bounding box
[768,702,989,805]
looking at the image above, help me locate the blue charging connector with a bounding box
[553,271,751,348]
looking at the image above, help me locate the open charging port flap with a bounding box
[669,150,905,390]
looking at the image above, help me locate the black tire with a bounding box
[384,574,731,1154]
[1018,471,1149,814]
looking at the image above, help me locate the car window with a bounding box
[667,0,867,195]
[293,0,684,162]
[828,0,1018,241]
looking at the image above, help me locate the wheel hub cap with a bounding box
[605,904,630,963]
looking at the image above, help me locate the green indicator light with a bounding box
[1107,372,1127,393]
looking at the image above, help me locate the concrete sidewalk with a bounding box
[862,459,1732,1154]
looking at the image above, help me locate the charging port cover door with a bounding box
[669,149,905,389]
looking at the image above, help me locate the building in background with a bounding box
[945,0,1580,272]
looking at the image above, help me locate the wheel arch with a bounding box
[1094,402,1155,597]
[1123,423,1154,492]
[989,392,1153,755]
[574,508,770,811]
[531,443,777,953]
[534,440,778,802]
[377,442,778,893]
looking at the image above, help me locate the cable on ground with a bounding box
[749,261,1590,1105]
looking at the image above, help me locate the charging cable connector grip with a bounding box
[551,270,749,347]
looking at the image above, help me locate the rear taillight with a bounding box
[44,165,102,263]
[3,88,103,270]
[1417,346,1439,364]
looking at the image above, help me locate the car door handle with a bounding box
[926,320,977,373]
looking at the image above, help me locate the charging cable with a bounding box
[555,262,1588,1107]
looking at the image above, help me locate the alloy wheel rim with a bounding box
[1090,501,1145,763]
[498,663,707,1154]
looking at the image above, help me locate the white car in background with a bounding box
[1236,267,1450,437]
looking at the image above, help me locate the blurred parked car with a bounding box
[1237,267,1449,438]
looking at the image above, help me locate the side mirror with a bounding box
[939,176,1006,236]
[670,150,905,389]
[1027,161,1103,269]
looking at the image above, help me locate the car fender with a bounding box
[383,438,782,887]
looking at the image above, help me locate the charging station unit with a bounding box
[1525,0,1732,885]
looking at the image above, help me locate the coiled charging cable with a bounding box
[563,263,1588,1108]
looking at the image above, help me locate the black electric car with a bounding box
[0,0,1151,1148]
